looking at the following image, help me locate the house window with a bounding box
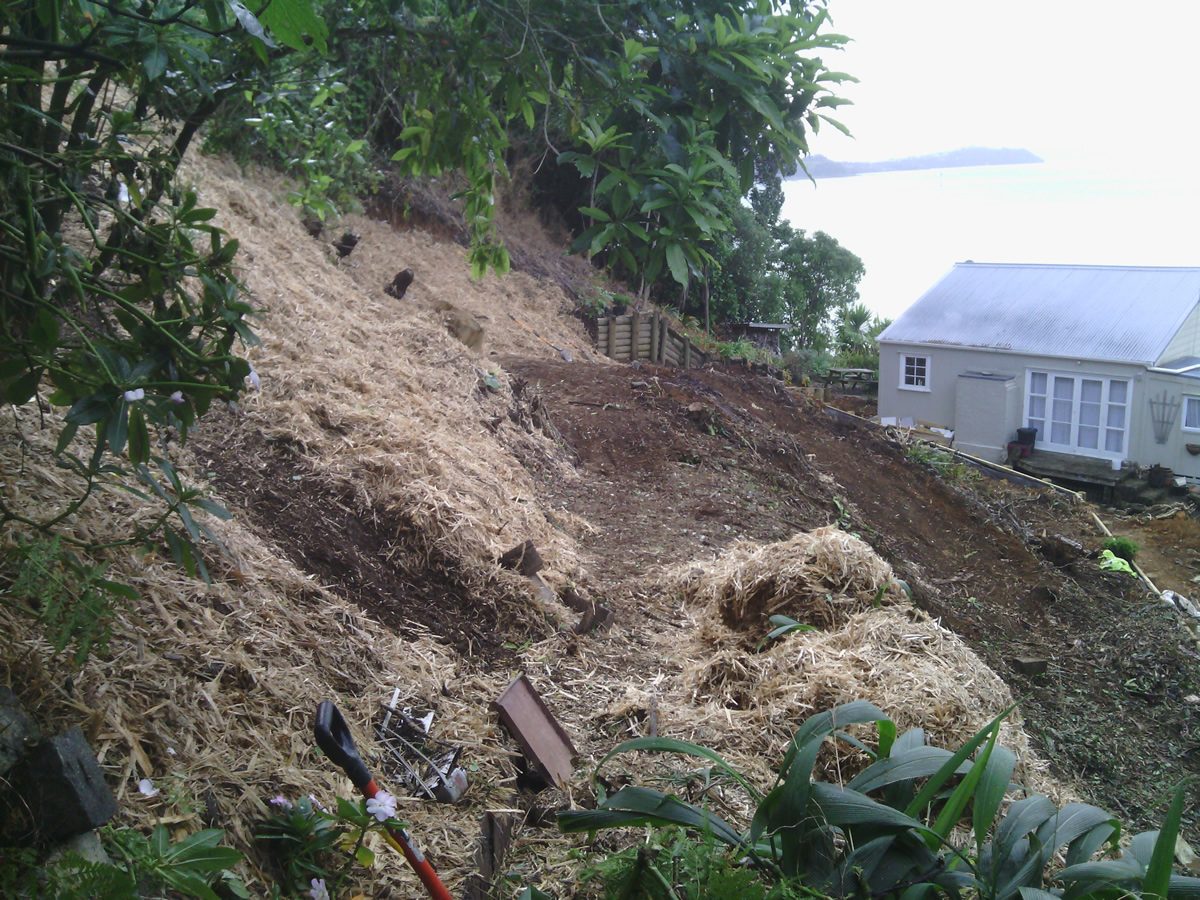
[1025,370,1130,459]
[1184,396,1200,432]
[900,354,929,391]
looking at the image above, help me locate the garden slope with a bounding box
[1,154,1196,898]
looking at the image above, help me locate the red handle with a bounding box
[363,780,453,900]
[315,702,453,900]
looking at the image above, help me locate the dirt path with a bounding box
[507,356,1200,835]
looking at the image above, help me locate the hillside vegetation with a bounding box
[3,0,1200,897]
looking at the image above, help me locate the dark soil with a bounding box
[504,356,1200,836]
[191,413,520,668]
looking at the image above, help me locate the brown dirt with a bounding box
[1109,510,1200,597]
[190,411,525,667]
[503,356,1200,834]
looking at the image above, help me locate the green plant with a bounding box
[0,0,322,655]
[1102,536,1139,563]
[256,791,401,897]
[208,68,378,223]
[1,825,248,899]
[558,697,1200,898]
[103,825,247,899]
[4,536,135,664]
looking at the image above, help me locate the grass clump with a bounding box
[1103,535,1139,562]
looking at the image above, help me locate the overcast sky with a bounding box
[812,1,1200,166]
[779,1,1200,319]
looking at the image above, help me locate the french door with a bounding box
[1025,371,1129,462]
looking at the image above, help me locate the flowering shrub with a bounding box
[257,792,402,898]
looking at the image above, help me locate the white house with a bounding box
[877,263,1200,482]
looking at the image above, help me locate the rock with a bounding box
[433,300,484,352]
[499,540,543,576]
[0,687,40,776]
[12,727,117,841]
[1036,533,1084,567]
[45,829,111,868]
[332,231,360,258]
[1010,657,1048,677]
[558,348,573,363]
[384,268,415,299]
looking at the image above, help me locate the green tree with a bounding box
[0,0,324,649]
[775,228,865,349]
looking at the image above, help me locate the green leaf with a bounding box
[846,746,962,794]
[227,0,276,48]
[557,786,745,848]
[927,716,1001,849]
[5,368,42,405]
[810,782,934,833]
[257,0,328,53]
[973,745,1016,850]
[665,243,688,286]
[355,844,375,868]
[593,736,761,803]
[144,45,168,81]
[578,206,611,222]
[127,407,149,465]
[1143,784,1187,899]
[904,706,1012,821]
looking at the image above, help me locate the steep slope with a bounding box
[5,155,1194,897]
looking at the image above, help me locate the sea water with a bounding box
[780,160,1200,320]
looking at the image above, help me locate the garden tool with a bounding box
[314,700,453,900]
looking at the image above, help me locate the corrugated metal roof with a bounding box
[878,263,1200,365]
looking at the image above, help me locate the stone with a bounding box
[0,687,40,776]
[12,727,117,841]
[499,540,543,576]
[384,268,415,299]
[332,231,360,258]
[45,829,111,868]
[1010,657,1048,677]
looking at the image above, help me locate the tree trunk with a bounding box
[703,268,711,334]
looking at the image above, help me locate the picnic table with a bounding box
[825,367,878,391]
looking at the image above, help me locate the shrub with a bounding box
[1103,536,1140,562]
[557,697,1199,898]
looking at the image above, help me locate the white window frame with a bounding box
[1023,369,1131,463]
[1184,396,1200,433]
[899,353,931,392]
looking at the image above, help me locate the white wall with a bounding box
[878,341,1147,463]
[1131,372,1200,481]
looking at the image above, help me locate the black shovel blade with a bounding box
[315,701,372,791]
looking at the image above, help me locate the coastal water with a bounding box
[780,160,1200,320]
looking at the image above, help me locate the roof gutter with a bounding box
[876,338,1154,369]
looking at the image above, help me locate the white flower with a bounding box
[246,364,261,391]
[307,793,327,812]
[309,877,330,900]
[169,390,185,404]
[123,388,145,402]
[365,790,397,822]
[117,182,130,206]
[269,794,293,810]
[137,778,159,797]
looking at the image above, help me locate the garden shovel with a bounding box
[314,700,453,900]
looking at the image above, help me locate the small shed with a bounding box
[730,322,787,355]
[877,262,1200,483]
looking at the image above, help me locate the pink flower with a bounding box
[269,795,293,810]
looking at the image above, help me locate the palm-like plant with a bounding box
[559,699,1197,898]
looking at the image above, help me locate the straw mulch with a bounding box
[649,527,1051,796]
[671,526,906,633]
[0,404,528,895]
[186,154,593,592]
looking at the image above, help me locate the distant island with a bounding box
[798,147,1043,179]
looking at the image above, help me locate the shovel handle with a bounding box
[314,702,453,900]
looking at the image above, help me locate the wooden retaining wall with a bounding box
[596,312,709,369]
